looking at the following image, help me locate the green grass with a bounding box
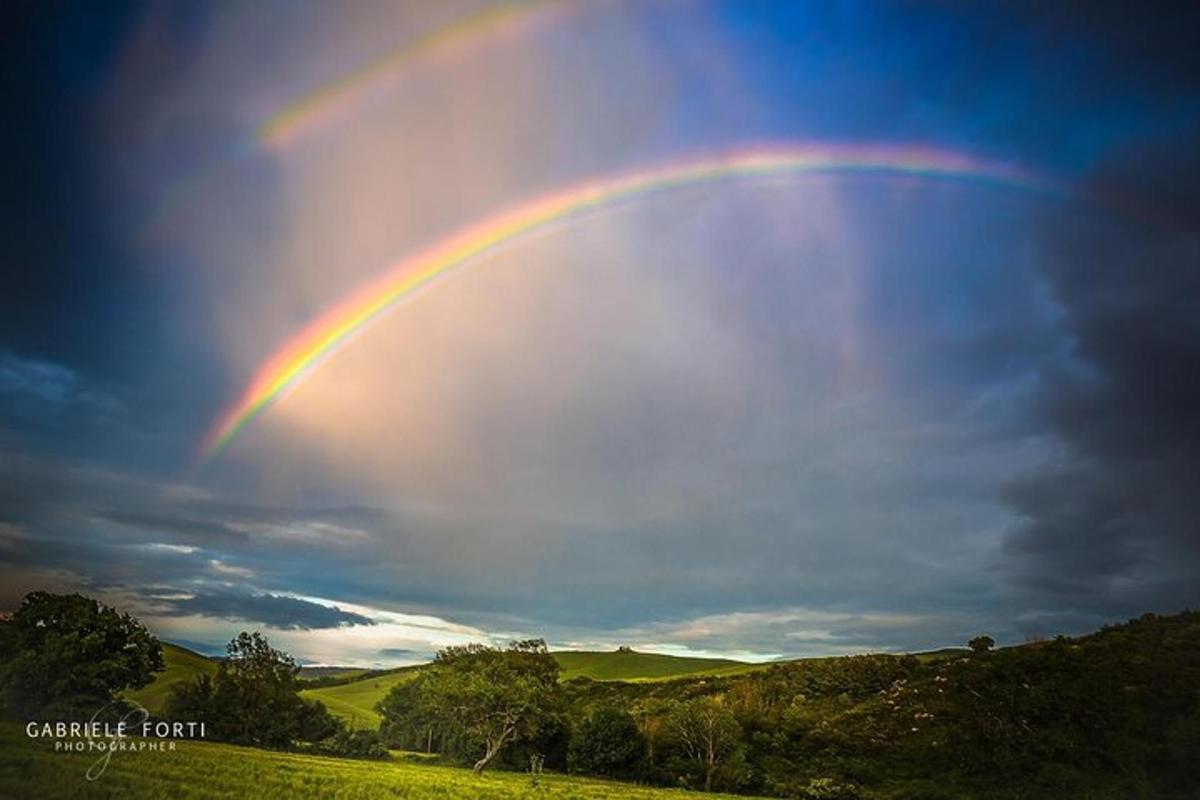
[0,723,754,799]
[552,650,762,682]
[300,670,418,730]
[124,644,217,715]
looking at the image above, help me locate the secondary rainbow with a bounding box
[198,143,1060,463]
[260,0,563,150]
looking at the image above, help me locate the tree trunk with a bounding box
[426,727,432,754]
[471,726,514,774]
[705,737,715,792]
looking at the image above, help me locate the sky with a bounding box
[1,0,1197,666]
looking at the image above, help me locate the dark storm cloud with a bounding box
[1002,139,1200,613]
[1011,0,1200,94]
[161,591,375,630]
[96,509,249,546]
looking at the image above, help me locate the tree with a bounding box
[0,591,163,717]
[378,678,442,753]
[382,639,563,773]
[968,635,996,653]
[165,631,337,749]
[667,696,742,792]
[569,706,647,778]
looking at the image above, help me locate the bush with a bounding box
[317,729,389,760]
[797,777,862,800]
[568,707,647,779]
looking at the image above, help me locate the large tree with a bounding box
[383,639,563,773]
[0,591,163,718]
[166,631,338,749]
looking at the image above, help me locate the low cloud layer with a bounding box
[159,592,375,630]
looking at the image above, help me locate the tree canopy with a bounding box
[0,591,163,718]
[165,631,341,750]
[568,706,647,778]
[379,639,564,773]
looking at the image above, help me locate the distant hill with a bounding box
[553,649,761,681]
[297,666,368,680]
[124,642,217,714]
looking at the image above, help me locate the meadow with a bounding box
[0,723,754,800]
[124,643,217,714]
[299,671,418,729]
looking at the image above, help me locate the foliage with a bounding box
[568,706,648,779]
[165,632,343,750]
[0,591,163,718]
[314,727,389,759]
[795,777,862,800]
[967,635,995,653]
[379,639,564,773]
[665,697,743,793]
[557,611,1200,798]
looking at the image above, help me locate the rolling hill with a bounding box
[552,649,761,681]
[299,669,420,729]
[125,642,217,714]
[298,650,765,729]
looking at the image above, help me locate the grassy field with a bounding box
[0,723,754,799]
[552,650,763,682]
[124,644,217,714]
[299,670,419,730]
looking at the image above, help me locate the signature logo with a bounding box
[25,701,206,781]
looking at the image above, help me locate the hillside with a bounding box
[300,669,419,729]
[553,649,759,681]
[549,611,1200,798]
[125,642,217,714]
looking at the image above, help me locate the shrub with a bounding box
[568,707,647,779]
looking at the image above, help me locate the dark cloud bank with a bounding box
[1001,146,1200,625]
[160,592,375,631]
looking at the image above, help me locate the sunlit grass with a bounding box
[0,723,753,799]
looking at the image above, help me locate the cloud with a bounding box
[0,352,122,434]
[1000,139,1200,617]
[0,353,78,404]
[562,606,984,662]
[161,592,375,630]
[98,510,249,546]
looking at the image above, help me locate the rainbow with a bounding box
[142,2,563,244]
[260,0,563,150]
[198,142,1062,463]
